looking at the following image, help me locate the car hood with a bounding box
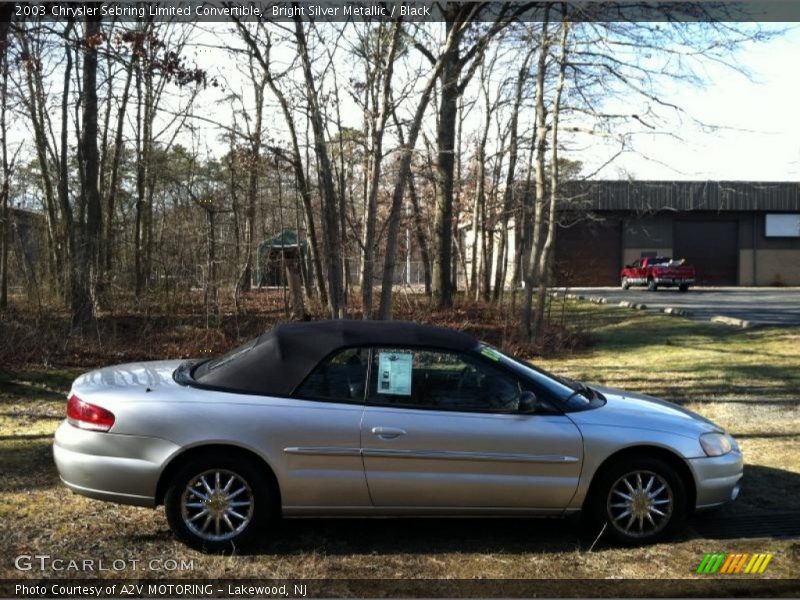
[569,385,722,437]
[71,359,184,395]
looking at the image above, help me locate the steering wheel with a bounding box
[456,365,478,392]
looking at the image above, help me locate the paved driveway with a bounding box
[562,287,800,326]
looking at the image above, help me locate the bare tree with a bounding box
[356,20,402,319]
[72,14,103,326]
[293,17,346,318]
[0,5,11,309]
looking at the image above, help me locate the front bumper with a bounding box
[689,451,744,510]
[53,420,180,507]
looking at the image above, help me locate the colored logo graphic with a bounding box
[696,552,773,574]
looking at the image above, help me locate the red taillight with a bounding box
[66,394,115,432]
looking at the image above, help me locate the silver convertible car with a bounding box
[54,320,742,551]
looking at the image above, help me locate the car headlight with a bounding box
[700,432,733,457]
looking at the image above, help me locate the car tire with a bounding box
[164,455,275,553]
[586,457,686,546]
[679,284,689,292]
[621,278,630,290]
[647,279,657,291]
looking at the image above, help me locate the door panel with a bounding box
[278,347,370,509]
[361,406,583,509]
[674,220,738,285]
[555,219,622,286]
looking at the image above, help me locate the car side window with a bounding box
[294,347,368,403]
[367,348,521,413]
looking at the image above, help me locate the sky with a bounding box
[184,21,800,183]
[585,24,800,181]
[8,21,800,186]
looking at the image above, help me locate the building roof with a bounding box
[258,229,306,250]
[560,180,800,212]
[188,320,478,397]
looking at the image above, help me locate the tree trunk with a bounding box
[205,208,217,315]
[360,21,401,319]
[521,6,551,338]
[376,32,460,319]
[294,19,345,317]
[0,20,8,310]
[493,49,534,303]
[407,175,432,296]
[240,74,266,293]
[73,14,102,327]
[104,60,133,274]
[471,94,491,298]
[532,20,570,339]
[134,62,146,298]
[20,29,65,299]
[431,24,460,309]
[284,257,306,320]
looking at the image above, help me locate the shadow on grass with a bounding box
[0,369,76,395]
[234,466,800,556]
[689,466,800,540]
[0,437,59,492]
[253,515,583,556]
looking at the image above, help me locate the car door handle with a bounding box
[371,426,407,439]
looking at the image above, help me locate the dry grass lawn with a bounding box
[1,301,799,594]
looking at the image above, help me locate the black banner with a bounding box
[6,1,800,23]
[2,578,800,598]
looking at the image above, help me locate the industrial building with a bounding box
[551,181,800,286]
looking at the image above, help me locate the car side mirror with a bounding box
[518,391,538,413]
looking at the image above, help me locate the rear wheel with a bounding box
[587,457,686,545]
[679,284,689,292]
[165,455,275,553]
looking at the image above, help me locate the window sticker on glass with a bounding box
[377,352,412,396]
[480,346,501,362]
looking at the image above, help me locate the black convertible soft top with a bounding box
[185,320,479,397]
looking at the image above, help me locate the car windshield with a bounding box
[477,344,586,403]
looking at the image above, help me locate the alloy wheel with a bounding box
[606,470,673,538]
[180,469,255,542]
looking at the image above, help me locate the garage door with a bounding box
[674,220,738,285]
[554,219,622,286]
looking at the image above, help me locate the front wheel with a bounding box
[647,279,657,291]
[679,284,689,292]
[165,456,275,553]
[587,457,686,545]
[621,277,631,290]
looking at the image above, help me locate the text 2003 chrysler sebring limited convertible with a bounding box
[54,321,742,551]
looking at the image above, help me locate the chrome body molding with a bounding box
[284,446,579,464]
[283,446,361,457]
[361,448,579,464]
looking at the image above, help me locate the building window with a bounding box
[765,214,800,238]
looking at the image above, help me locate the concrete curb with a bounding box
[551,291,688,319]
[551,290,760,328]
[710,315,752,328]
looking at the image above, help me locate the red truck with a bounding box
[621,257,695,292]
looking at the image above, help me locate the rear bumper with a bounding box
[689,451,744,510]
[53,420,180,508]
